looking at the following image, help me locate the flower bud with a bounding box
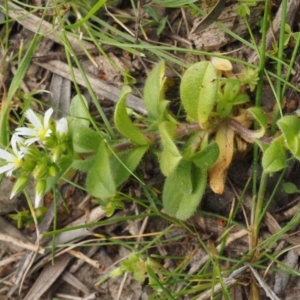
[48,164,59,177]
[51,146,63,162]
[56,118,68,138]
[10,175,29,199]
[32,162,48,179]
[35,179,46,208]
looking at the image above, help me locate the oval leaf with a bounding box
[114,86,149,145]
[282,182,299,194]
[159,122,182,176]
[143,61,166,120]
[192,141,219,169]
[180,61,218,124]
[70,94,90,127]
[86,141,116,198]
[110,146,148,186]
[72,126,102,153]
[277,115,300,159]
[262,136,287,173]
[163,164,207,220]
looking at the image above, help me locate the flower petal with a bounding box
[25,109,42,129]
[44,108,53,128]
[56,118,68,136]
[0,148,14,162]
[0,163,15,175]
[11,134,24,157]
[15,127,38,137]
[24,137,40,146]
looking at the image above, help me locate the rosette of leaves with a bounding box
[180,60,267,197]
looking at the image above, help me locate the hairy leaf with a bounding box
[192,141,220,169]
[114,86,149,145]
[86,141,116,198]
[277,116,300,159]
[71,155,95,172]
[70,94,90,127]
[163,164,207,220]
[110,146,148,186]
[180,61,218,124]
[72,126,102,153]
[262,137,287,173]
[159,122,182,176]
[143,61,166,120]
[218,78,241,102]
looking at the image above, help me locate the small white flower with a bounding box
[0,134,24,176]
[16,108,53,145]
[56,118,68,137]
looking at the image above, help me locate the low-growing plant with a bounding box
[2,59,300,222]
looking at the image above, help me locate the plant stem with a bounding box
[271,0,288,134]
[252,171,268,248]
[252,7,269,197]
[114,122,201,152]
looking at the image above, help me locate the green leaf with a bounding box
[159,122,182,176]
[192,141,220,169]
[163,165,207,220]
[70,94,90,127]
[157,16,168,36]
[235,3,250,17]
[182,131,207,159]
[152,0,197,7]
[282,182,299,194]
[217,101,232,117]
[262,137,287,173]
[143,61,166,120]
[71,155,95,172]
[86,141,116,198]
[114,86,149,145]
[110,146,148,186]
[144,5,159,22]
[46,155,73,193]
[2,31,40,146]
[247,107,268,138]
[277,115,300,159]
[232,93,249,105]
[167,160,193,194]
[180,61,218,124]
[223,79,241,101]
[72,126,102,153]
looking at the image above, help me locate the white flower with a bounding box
[16,108,53,145]
[56,118,68,137]
[0,134,24,176]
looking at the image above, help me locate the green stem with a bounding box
[252,0,270,198]
[252,171,268,247]
[271,0,288,134]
